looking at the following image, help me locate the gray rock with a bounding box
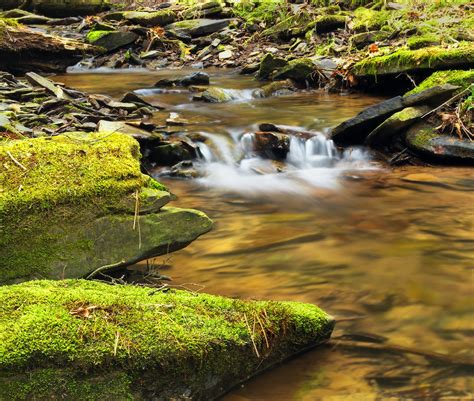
[103,10,176,27]
[193,87,233,103]
[166,18,233,38]
[365,105,430,147]
[149,141,198,165]
[25,72,69,99]
[406,122,474,164]
[403,84,461,107]
[330,96,404,145]
[155,72,209,87]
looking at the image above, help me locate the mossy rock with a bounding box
[165,18,232,38]
[103,10,176,27]
[86,29,138,52]
[405,121,474,164]
[311,14,347,34]
[273,58,315,82]
[256,53,289,80]
[352,43,474,77]
[0,133,212,283]
[407,34,440,50]
[0,0,107,17]
[405,69,474,96]
[351,7,390,33]
[193,87,233,103]
[0,279,335,400]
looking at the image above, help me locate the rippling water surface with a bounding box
[56,70,474,400]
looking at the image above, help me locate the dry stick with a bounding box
[85,260,126,279]
[327,339,474,369]
[244,313,260,358]
[6,151,27,171]
[255,312,270,349]
[113,331,120,356]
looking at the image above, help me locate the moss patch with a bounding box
[353,43,474,76]
[0,280,334,399]
[405,69,474,95]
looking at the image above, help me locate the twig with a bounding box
[113,331,120,356]
[7,151,27,171]
[85,260,126,279]
[422,86,472,119]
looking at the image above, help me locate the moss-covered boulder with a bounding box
[192,87,233,103]
[352,44,474,77]
[86,29,138,52]
[0,133,212,284]
[256,53,289,80]
[103,10,176,27]
[0,280,334,400]
[405,122,474,164]
[166,18,232,38]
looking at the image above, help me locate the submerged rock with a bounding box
[193,87,233,103]
[149,140,198,165]
[0,279,334,400]
[0,133,212,284]
[405,122,474,164]
[243,132,290,160]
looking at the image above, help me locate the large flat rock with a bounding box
[0,279,334,400]
[166,18,233,37]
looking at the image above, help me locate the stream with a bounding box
[57,69,474,400]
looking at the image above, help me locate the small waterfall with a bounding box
[287,135,339,168]
[196,132,239,165]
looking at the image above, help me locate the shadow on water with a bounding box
[55,70,474,400]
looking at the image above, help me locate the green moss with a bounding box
[0,132,146,215]
[352,7,390,32]
[86,29,110,43]
[407,34,440,50]
[405,69,474,95]
[0,280,333,398]
[257,53,289,80]
[353,43,474,76]
[273,58,315,81]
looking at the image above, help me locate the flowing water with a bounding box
[57,70,474,400]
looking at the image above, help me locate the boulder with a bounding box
[255,80,295,98]
[329,96,404,145]
[103,10,176,27]
[166,18,233,38]
[352,44,474,77]
[0,279,334,400]
[0,0,107,17]
[0,21,97,73]
[182,0,223,19]
[365,106,430,147]
[405,70,474,96]
[0,133,212,284]
[405,122,474,164]
[242,132,290,160]
[86,30,138,52]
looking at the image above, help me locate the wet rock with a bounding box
[240,63,259,75]
[86,30,138,52]
[149,141,198,165]
[330,96,404,145]
[405,122,474,164]
[365,106,430,148]
[256,53,288,80]
[155,72,209,87]
[272,58,315,82]
[403,84,461,107]
[258,123,315,139]
[120,92,158,108]
[0,9,52,24]
[255,80,295,98]
[243,132,290,160]
[97,120,157,141]
[166,18,233,38]
[193,87,233,103]
[103,10,176,27]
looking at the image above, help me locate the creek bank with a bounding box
[0,132,212,284]
[0,280,334,400]
[329,71,474,165]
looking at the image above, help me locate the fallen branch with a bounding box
[85,260,126,279]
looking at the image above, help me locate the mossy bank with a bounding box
[0,279,335,400]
